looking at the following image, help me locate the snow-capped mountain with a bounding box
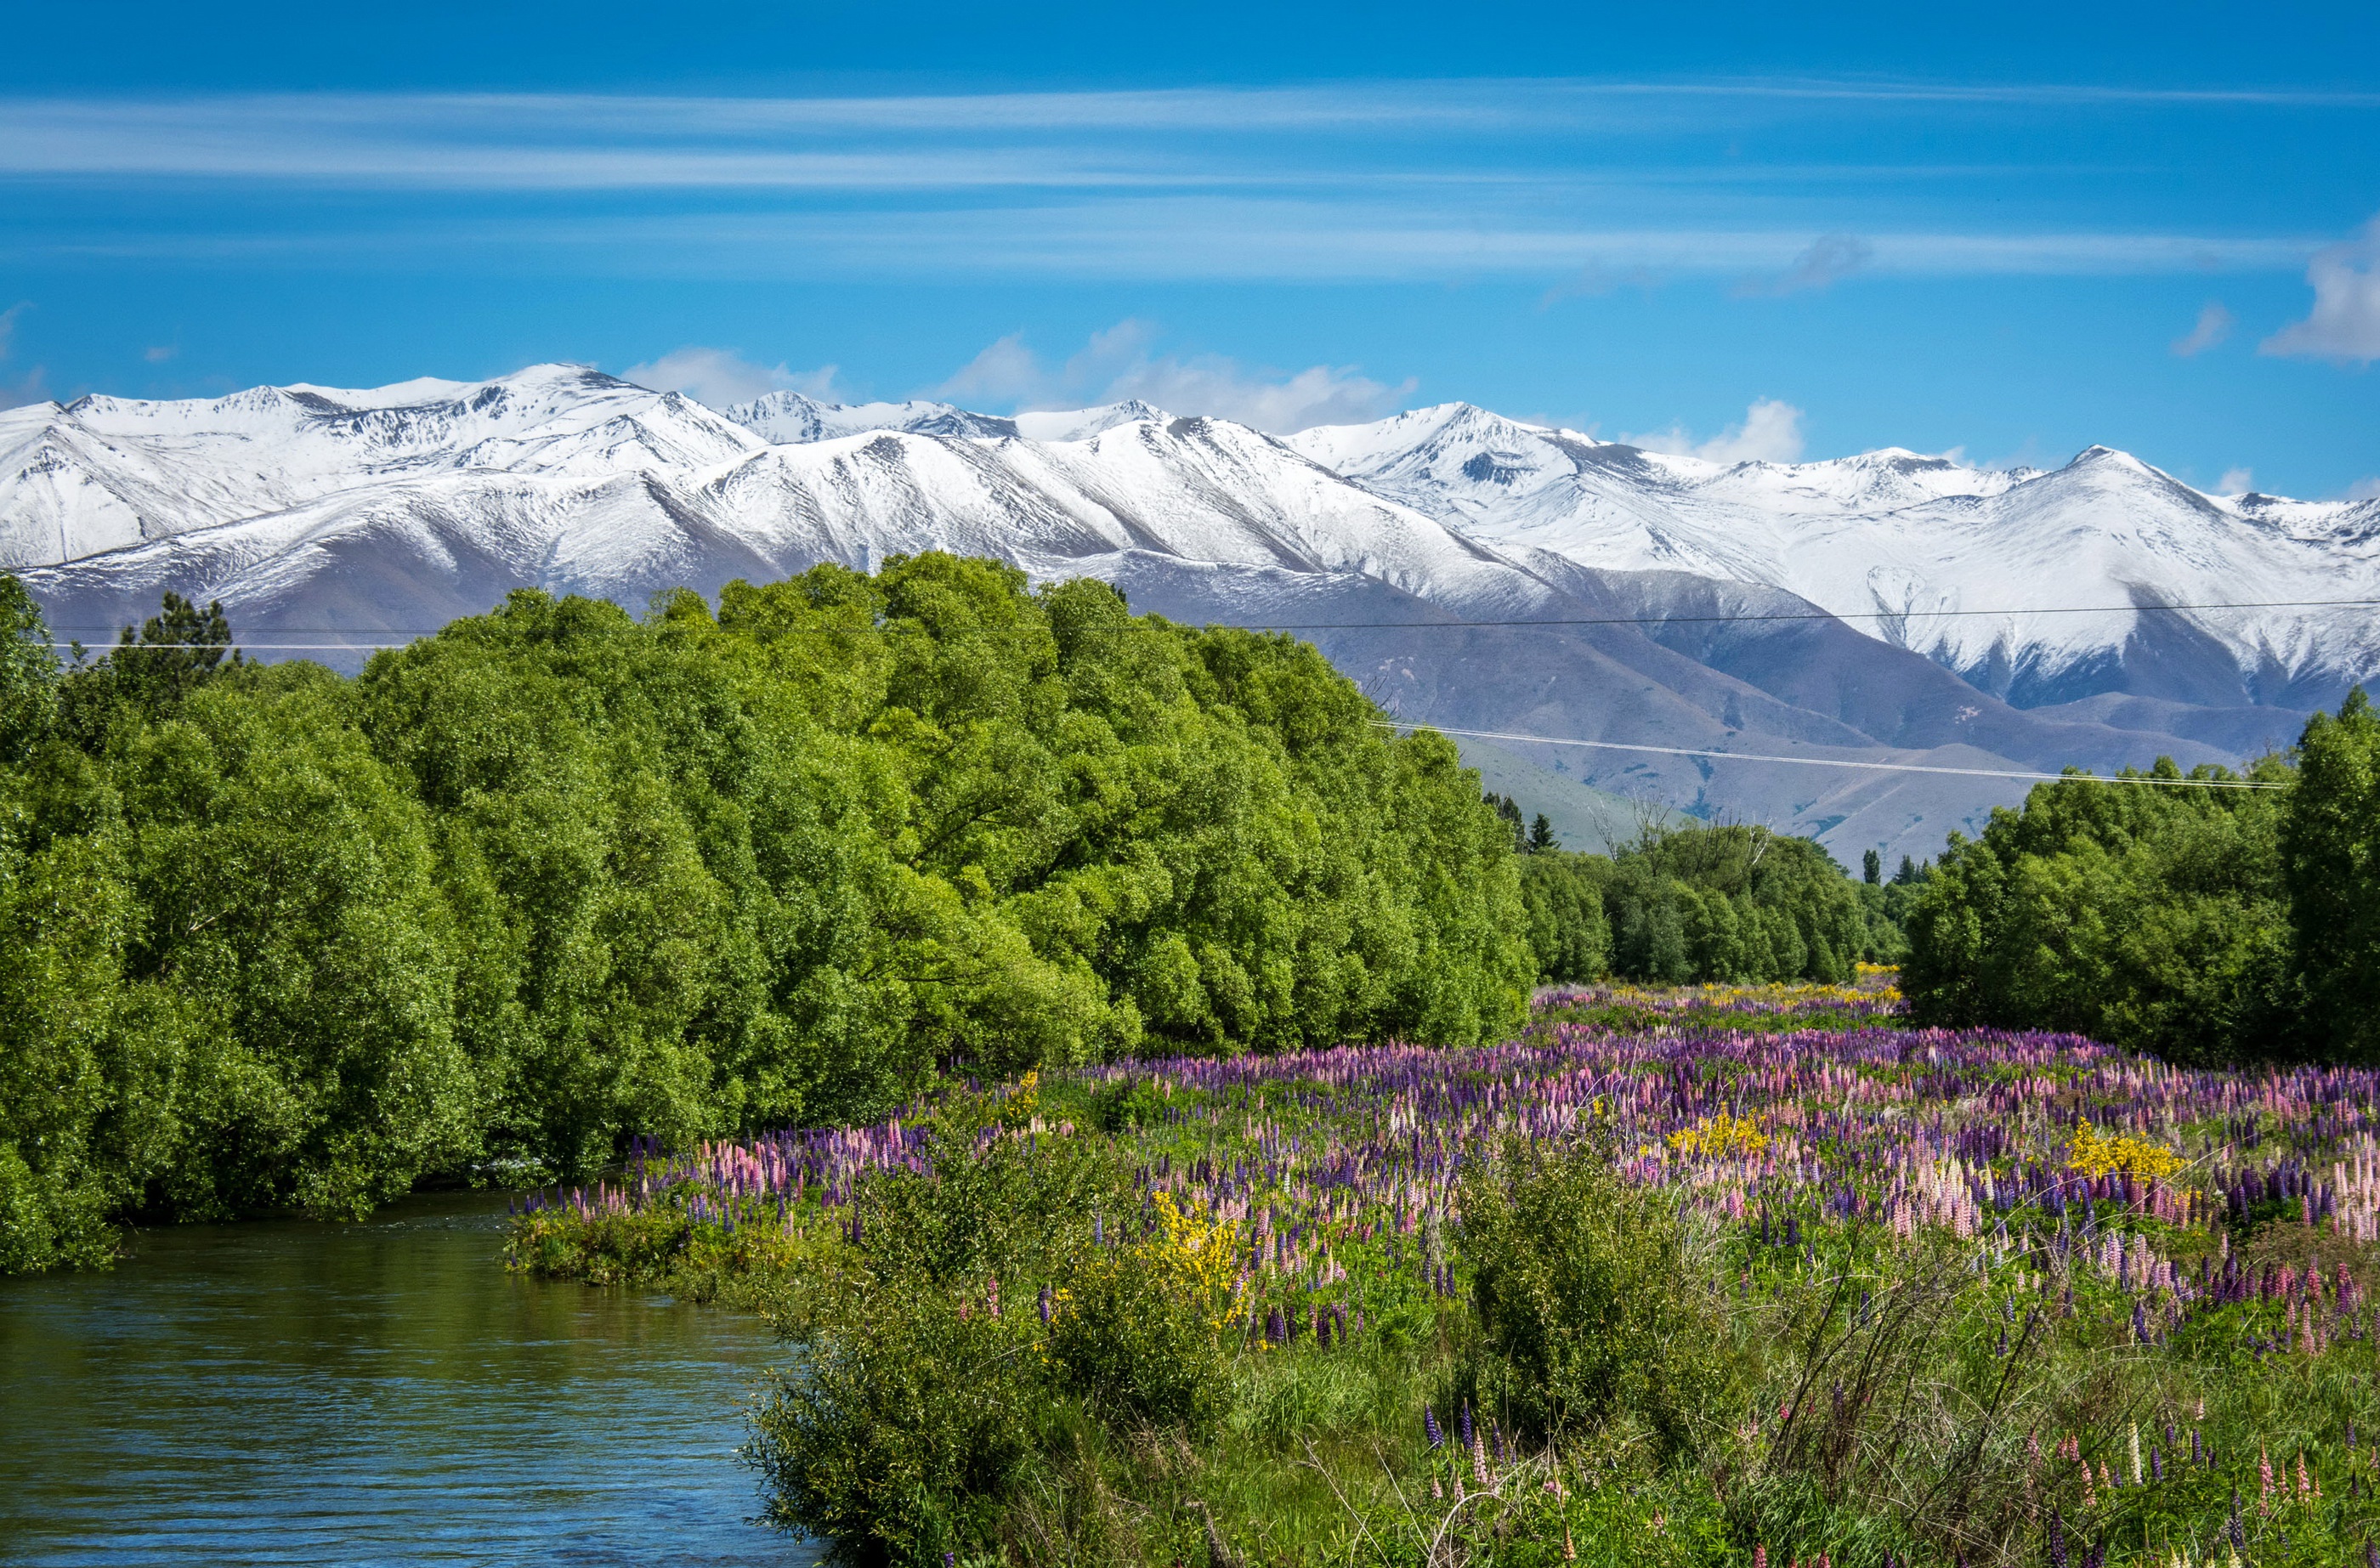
[1289,403,2380,710]
[6,363,2367,860]
[723,390,1164,446]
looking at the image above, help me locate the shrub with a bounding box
[748,1276,1052,1568]
[1047,1192,1234,1435]
[1457,1135,1733,1455]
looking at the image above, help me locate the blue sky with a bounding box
[3,1,2376,496]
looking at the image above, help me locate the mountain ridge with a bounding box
[6,362,2365,862]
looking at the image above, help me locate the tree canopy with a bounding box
[0,557,1533,1271]
[1897,744,2342,1065]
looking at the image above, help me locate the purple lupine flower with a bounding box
[2150,1446,2163,1483]
[2194,1428,2206,1466]
[2048,1506,2067,1568]
[1425,1407,1444,1448]
[1038,1283,1053,1326]
[1459,1401,1474,1451]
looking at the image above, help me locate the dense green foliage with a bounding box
[1513,824,1897,986]
[1516,852,1612,982]
[0,558,1533,1271]
[1903,695,2380,1063]
[2281,689,2380,1061]
[1457,1136,1731,1453]
[718,1093,1738,1568]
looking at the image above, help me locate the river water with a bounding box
[0,1192,816,1565]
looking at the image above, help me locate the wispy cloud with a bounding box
[0,302,44,410]
[621,345,840,406]
[937,319,1411,433]
[2171,301,2234,356]
[1622,398,1807,463]
[2261,217,2380,365]
[0,86,2343,288]
[2217,466,2254,493]
[1731,233,1872,297]
[14,201,2313,286]
[2,80,2372,174]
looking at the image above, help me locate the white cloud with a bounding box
[1101,358,1408,433]
[2171,301,2234,357]
[2217,466,2254,494]
[0,370,48,410]
[620,345,839,407]
[1623,398,1807,464]
[937,320,1413,433]
[1731,233,1871,297]
[143,343,178,364]
[2349,476,2380,501]
[2262,218,2380,364]
[0,303,45,409]
[938,332,1044,404]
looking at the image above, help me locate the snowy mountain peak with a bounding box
[1010,400,1169,442]
[5,361,2374,728]
[10,359,2380,863]
[722,390,1018,445]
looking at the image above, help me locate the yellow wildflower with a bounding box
[2067,1123,2184,1181]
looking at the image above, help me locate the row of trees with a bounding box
[1900,697,2380,1064]
[0,558,1536,1271]
[1512,822,1908,987]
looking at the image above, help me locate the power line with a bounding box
[40,642,412,652]
[1372,720,2290,790]
[32,593,2380,641]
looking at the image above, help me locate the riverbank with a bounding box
[514,987,2380,1567]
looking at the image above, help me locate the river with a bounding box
[0,1191,816,1565]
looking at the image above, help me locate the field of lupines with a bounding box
[512,977,2380,1568]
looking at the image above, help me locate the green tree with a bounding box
[1517,852,1612,982]
[1,558,1542,1271]
[2283,687,2380,1061]
[0,574,59,763]
[1602,824,1867,984]
[1901,759,2293,1061]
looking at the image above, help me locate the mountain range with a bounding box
[6,362,2372,861]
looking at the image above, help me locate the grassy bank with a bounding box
[512,983,2380,1567]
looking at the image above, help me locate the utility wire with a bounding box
[1370,721,2290,790]
[32,593,2380,642]
[29,636,2294,787]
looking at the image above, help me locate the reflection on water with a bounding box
[0,1191,813,1565]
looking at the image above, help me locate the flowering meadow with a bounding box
[512,980,2380,1568]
